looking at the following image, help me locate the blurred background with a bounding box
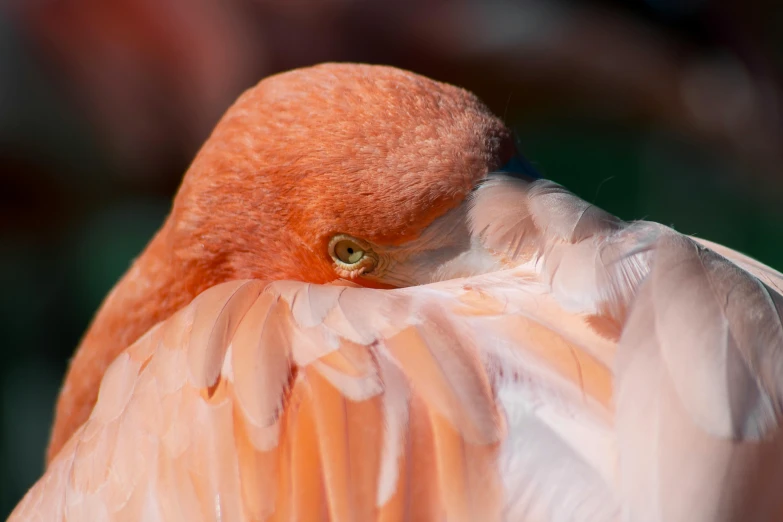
[1,0,782,514]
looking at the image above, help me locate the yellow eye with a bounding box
[328,234,378,276]
[334,240,365,264]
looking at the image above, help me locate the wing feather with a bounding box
[692,237,783,296]
[308,367,384,522]
[188,280,264,390]
[282,377,328,522]
[616,232,783,522]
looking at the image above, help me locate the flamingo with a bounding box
[10,63,783,521]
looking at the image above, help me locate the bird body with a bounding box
[10,63,783,521]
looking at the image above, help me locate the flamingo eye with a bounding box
[334,239,365,264]
[328,234,377,276]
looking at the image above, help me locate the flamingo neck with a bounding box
[46,224,207,463]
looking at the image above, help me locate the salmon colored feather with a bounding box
[11,63,783,521]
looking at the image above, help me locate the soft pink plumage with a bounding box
[10,64,783,521]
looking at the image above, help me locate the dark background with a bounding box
[2,0,782,515]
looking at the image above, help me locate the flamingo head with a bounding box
[166,62,535,289]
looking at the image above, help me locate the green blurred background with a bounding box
[1,0,782,516]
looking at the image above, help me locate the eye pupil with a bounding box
[347,247,354,254]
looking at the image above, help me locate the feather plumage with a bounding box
[14,179,783,521]
[15,63,783,521]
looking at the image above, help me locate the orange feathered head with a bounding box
[167,63,513,287]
